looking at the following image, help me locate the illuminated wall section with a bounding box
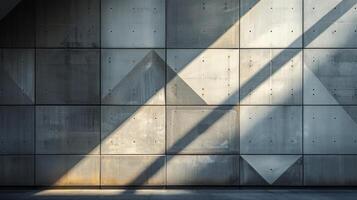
[0,0,357,187]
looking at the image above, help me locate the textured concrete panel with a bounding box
[0,49,34,104]
[304,0,357,48]
[0,0,35,47]
[0,156,34,186]
[167,106,239,154]
[36,49,100,104]
[101,155,165,186]
[167,0,239,48]
[36,106,100,154]
[304,155,357,185]
[101,106,165,154]
[304,106,357,154]
[304,49,357,105]
[101,0,165,48]
[101,49,165,105]
[36,0,100,48]
[240,0,302,48]
[167,155,239,185]
[240,106,302,154]
[240,49,302,105]
[0,106,34,154]
[167,49,239,105]
[240,155,302,185]
[36,155,99,186]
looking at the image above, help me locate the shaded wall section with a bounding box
[0,0,357,187]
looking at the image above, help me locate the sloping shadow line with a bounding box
[37,0,355,188]
[118,0,356,190]
[36,0,248,187]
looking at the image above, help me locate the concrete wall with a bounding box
[0,0,357,187]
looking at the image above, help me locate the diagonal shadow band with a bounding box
[32,0,355,188]
[119,0,356,190]
[38,0,257,186]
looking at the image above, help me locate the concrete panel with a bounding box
[304,155,357,186]
[167,106,239,154]
[240,0,302,48]
[304,106,357,154]
[304,0,357,48]
[0,156,34,186]
[0,0,35,47]
[101,49,165,105]
[240,106,302,154]
[167,155,239,185]
[101,0,165,48]
[240,155,302,185]
[36,106,100,154]
[101,155,165,186]
[36,0,100,48]
[167,49,239,105]
[101,106,165,154]
[304,49,357,105]
[36,49,100,104]
[36,155,99,186]
[0,49,34,104]
[0,106,34,154]
[240,49,302,105]
[167,0,239,48]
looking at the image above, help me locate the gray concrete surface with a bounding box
[2,0,357,188]
[167,0,239,48]
[101,49,165,105]
[36,0,100,48]
[167,155,239,185]
[240,0,302,48]
[1,189,357,200]
[240,106,302,154]
[240,49,302,105]
[101,0,165,48]
[36,49,100,104]
[166,49,239,105]
[167,106,239,154]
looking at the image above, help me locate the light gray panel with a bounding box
[167,49,239,105]
[240,106,302,154]
[304,49,357,105]
[304,155,357,186]
[101,49,165,105]
[36,106,100,154]
[304,106,357,154]
[101,0,165,48]
[36,49,100,104]
[304,0,357,48]
[240,155,302,186]
[0,49,34,104]
[101,106,165,154]
[36,155,100,186]
[0,0,35,47]
[36,0,100,48]
[167,155,239,185]
[240,0,302,48]
[101,155,165,186]
[167,106,239,154]
[0,155,34,186]
[240,49,302,105]
[0,106,34,154]
[167,0,239,48]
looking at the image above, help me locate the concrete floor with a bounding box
[0,189,356,200]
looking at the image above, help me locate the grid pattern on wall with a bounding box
[1,0,357,186]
